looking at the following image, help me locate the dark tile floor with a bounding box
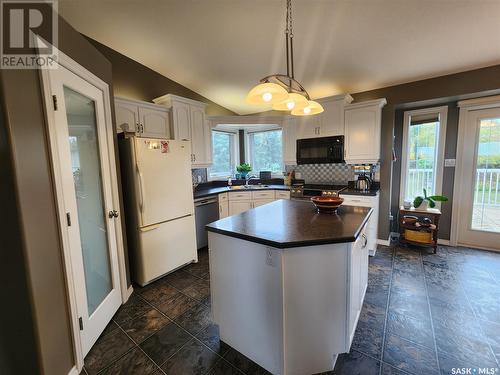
[82,244,500,375]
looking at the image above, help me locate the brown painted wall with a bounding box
[0,76,40,375]
[0,15,121,375]
[351,64,500,241]
[85,37,235,116]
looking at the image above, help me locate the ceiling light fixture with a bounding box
[246,0,323,116]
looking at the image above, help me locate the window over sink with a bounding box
[247,129,283,175]
[209,130,238,179]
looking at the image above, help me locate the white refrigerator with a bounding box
[119,135,198,286]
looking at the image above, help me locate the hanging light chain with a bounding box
[288,0,293,39]
[288,0,295,78]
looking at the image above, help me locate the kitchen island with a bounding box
[206,199,372,375]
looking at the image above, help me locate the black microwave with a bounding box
[296,136,344,164]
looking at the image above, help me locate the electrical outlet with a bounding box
[266,248,275,267]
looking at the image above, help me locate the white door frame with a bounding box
[451,95,500,250]
[399,106,448,206]
[38,40,131,371]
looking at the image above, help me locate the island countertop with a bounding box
[206,199,373,249]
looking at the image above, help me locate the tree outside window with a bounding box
[248,130,283,174]
[210,131,235,178]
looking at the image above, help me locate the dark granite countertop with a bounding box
[194,184,380,199]
[206,199,373,248]
[194,184,290,199]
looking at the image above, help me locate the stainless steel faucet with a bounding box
[245,176,259,187]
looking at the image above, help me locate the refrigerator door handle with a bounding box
[139,224,160,232]
[136,164,146,214]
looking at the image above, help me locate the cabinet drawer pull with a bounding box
[361,233,368,248]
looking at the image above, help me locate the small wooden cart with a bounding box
[399,206,441,253]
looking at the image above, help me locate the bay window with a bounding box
[209,130,237,179]
[247,129,283,174]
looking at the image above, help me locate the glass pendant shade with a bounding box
[272,93,309,111]
[291,100,324,116]
[246,82,289,105]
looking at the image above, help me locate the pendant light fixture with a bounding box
[246,0,323,116]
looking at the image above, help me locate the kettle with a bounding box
[355,175,372,191]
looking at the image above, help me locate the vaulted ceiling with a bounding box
[59,0,500,115]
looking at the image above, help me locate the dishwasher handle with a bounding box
[194,197,218,207]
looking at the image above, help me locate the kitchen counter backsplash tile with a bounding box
[192,168,208,184]
[286,163,354,184]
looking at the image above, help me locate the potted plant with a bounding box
[236,163,252,179]
[413,188,448,211]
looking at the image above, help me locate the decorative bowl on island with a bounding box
[310,196,344,213]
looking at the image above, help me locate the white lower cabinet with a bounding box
[218,193,229,219]
[209,220,369,374]
[340,193,379,256]
[275,191,291,200]
[219,201,229,219]
[253,199,274,208]
[228,201,253,216]
[223,190,290,217]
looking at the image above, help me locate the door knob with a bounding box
[108,210,119,218]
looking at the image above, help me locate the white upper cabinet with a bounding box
[319,95,353,136]
[153,94,211,167]
[171,101,191,141]
[115,97,170,138]
[297,115,320,139]
[344,98,386,164]
[115,100,139,133]
[296,94,353,139]
[138,106,170,138]
[190,105,209,165]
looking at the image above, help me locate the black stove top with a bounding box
[303,184,347,191]
[290,183,347,198]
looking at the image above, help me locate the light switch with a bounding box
[444,159,456,167]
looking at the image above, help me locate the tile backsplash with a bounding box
[191,168,208,184]
[193,164,378,185]
[285,164,354,184]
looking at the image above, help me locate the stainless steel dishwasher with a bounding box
[194,196,219,249]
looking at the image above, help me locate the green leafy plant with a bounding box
[236,163,252,173]
[413,188,448,208]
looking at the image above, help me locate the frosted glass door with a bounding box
[65,87,112,315]
[47,62,122,356]
[458,107,500,250]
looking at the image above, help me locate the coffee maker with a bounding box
[353,165,375,191]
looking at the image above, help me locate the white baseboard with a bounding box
[68,366,79,375]
[437,239,450,245]
[376,240,390,246]
[376,233,393,246]
[126,285,134,301]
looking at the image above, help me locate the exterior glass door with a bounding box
[471,118,500,233]
[458,107,500,250]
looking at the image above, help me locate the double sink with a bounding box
[228,185,270,190]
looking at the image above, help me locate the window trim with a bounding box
[208,130,239,180]
[246,128,284,177]
[400,106,448,205]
